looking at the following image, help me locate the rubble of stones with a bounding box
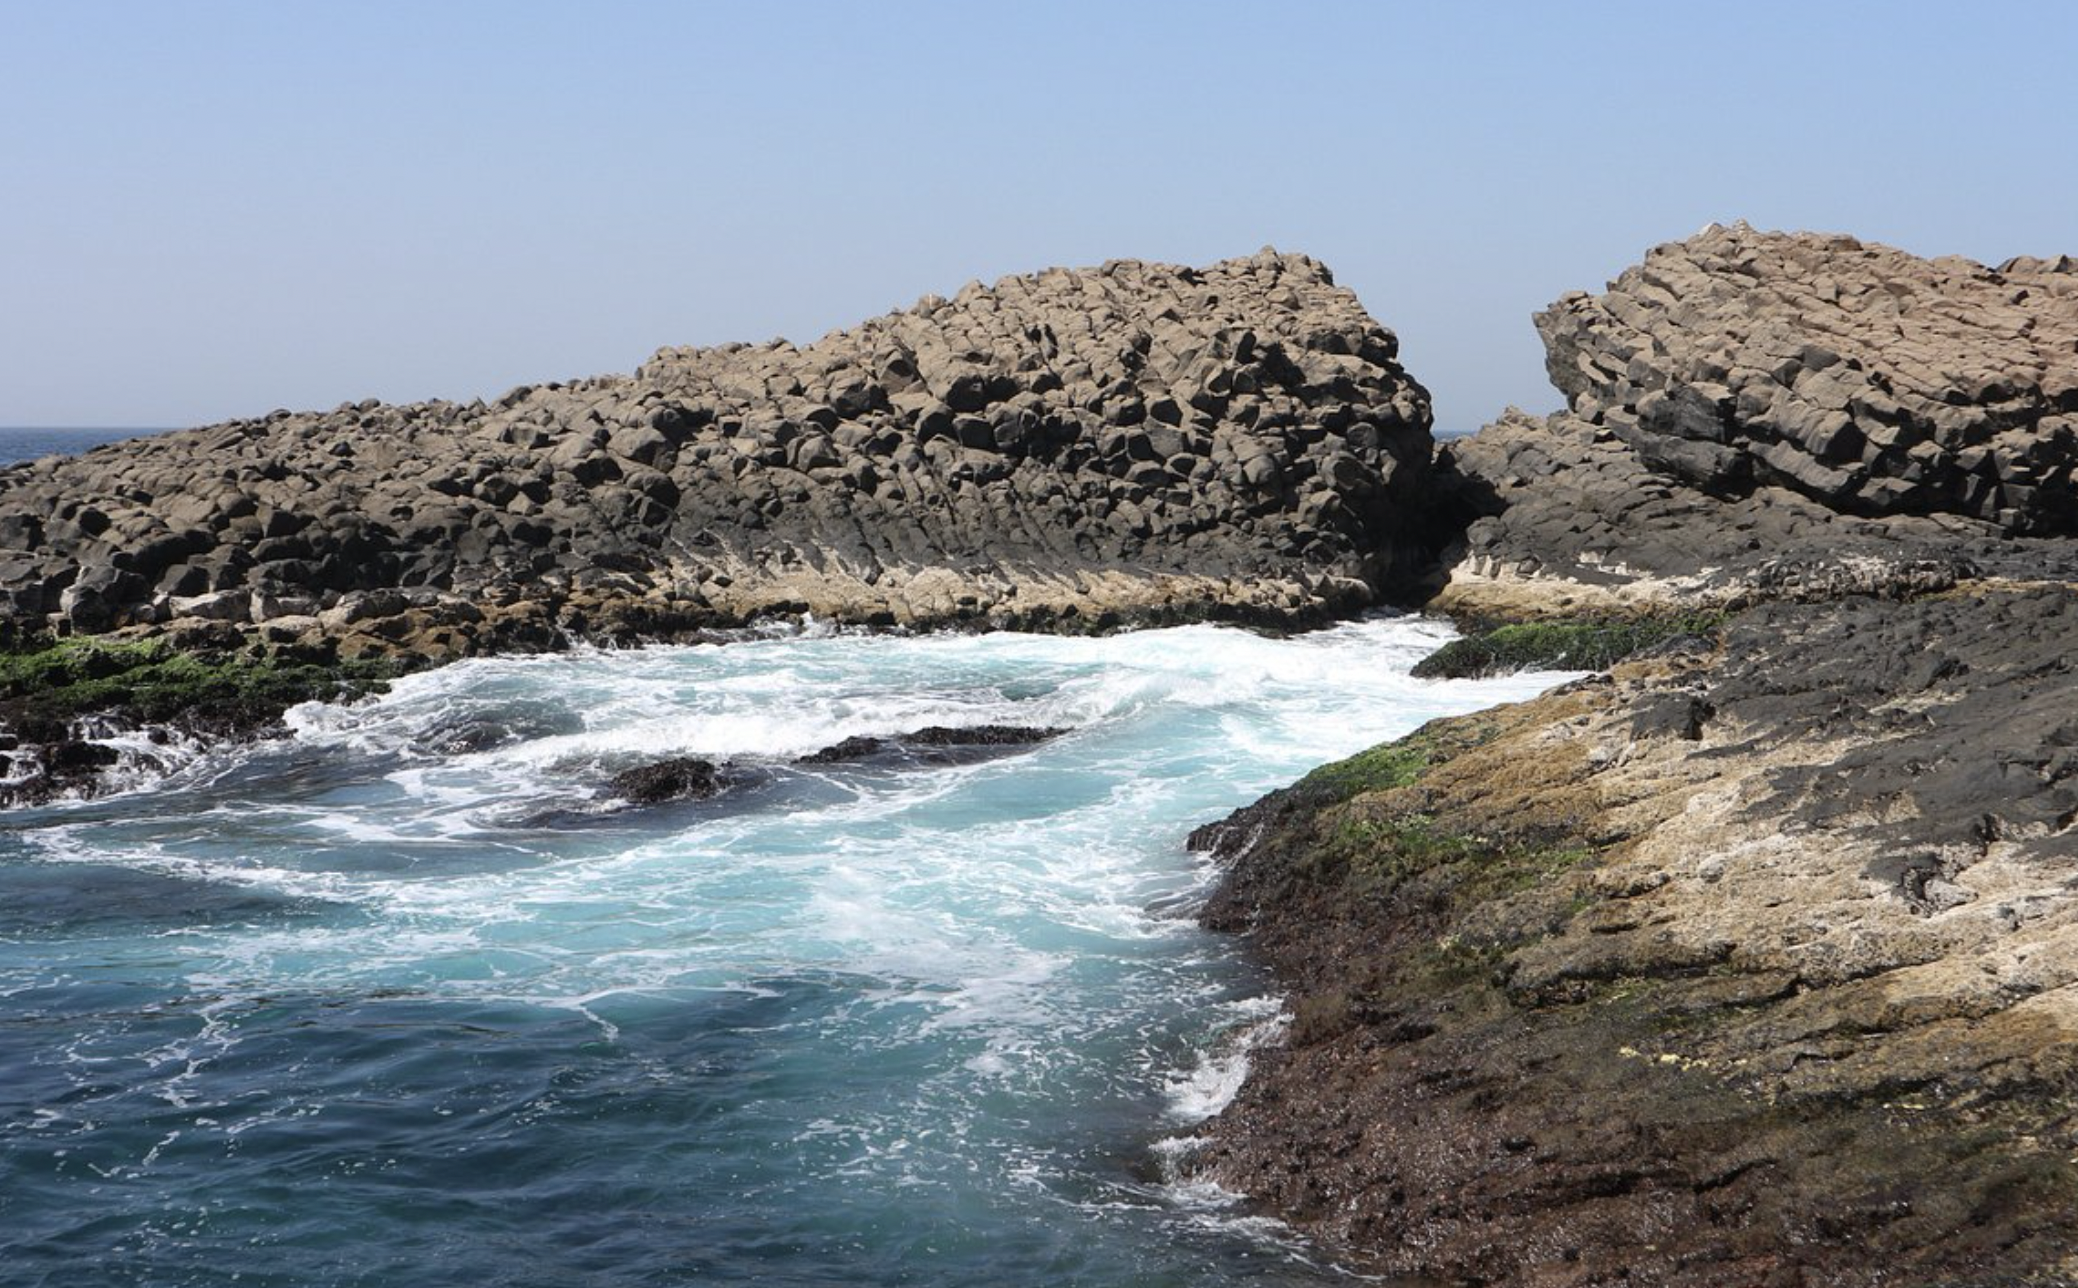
[1534,223,2078,534]
[0,250,1432,653]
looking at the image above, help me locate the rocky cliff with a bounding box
[1431,225,2078,621]
[0,250,1432,655]
[1538,225,2078,532]
[1193,228,2078,1285]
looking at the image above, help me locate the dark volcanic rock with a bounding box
[797,724,1067,766]
[900,724,1065,748]
[1192,586,2078,1286]
[0,250,1435,652]
[1197,227,2078,1284]
[606,756,722,805]
[1537,224,2078,533]
[1431,407,2078,619]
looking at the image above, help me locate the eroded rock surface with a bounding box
[0,250,1432,655]
[1194,228,2078,1283]
[1433,228,2078,621]
[1432,407,2078,620]
[1538,224,2078,532]
[1192,588,2078,1285]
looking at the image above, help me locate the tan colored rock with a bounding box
[1536,223,2078,533]
[0,250,1433,647]
[1191,584,2078,1284]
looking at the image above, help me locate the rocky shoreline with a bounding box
[1189,226,2078,1284]
[0,247,1436,802]
[7,226,2078,1281]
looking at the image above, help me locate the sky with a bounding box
[5,1,2075,433]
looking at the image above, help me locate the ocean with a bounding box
[0,428,170,467]
[0,614,1572,1286]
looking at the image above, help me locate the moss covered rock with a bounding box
[1411,612,1724,679]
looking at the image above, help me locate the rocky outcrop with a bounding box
[0,250,1432,654]
[1431,227,2078,621]
[1537,224,2078,532]
[605,756,724,805]
[1430,407,2078,621]
[795,724,1067,767]
[1193,228,2078,1283]
[1190,590,2078,1285]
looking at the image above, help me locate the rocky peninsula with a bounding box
[0,249,1430,654]
[0,248,1433,802]
[7,225,2078,1282]
[1191,225,2078,1284]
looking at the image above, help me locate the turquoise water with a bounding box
[0,619,1569,1286]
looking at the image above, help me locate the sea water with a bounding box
[0,618,1570,1286]
[0,428,166,466]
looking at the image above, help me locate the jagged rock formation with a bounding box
[1537,224,2078,532]
[1431,408,2078,620]
[1191,228,2078,1284]
[0,250,1432,654]
[1432,228,2078,620]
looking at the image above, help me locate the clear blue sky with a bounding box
[5,1,2074,431]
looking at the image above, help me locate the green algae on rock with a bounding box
[0,634,401,805]
[1189,589,2078,1286]
[1409,613,1725,680]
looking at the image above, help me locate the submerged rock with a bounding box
[606,756,723,805]
[796,724,1068,766]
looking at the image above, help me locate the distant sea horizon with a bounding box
[0,426,171,466]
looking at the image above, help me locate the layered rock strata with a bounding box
[0,250,1432,655]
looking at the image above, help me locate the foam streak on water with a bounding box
[0,616,1571,1286]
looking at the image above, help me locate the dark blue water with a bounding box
[0,428,169,467]
[0,584,1575,1285]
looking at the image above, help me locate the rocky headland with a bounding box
[0,247,1432,802]
[1189,225,2078,1284]
[0,249,1430,656]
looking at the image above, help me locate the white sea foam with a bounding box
[5,613,1581,1275]
[1161,996,1291,1125]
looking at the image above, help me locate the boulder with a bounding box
[605,756,722,805]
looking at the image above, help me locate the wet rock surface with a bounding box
[0,249,1432,656]
[605,756,724,805]
[1192,589,2078,1285]
[796,723,1068,767]
[1195,229,2078,1283]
